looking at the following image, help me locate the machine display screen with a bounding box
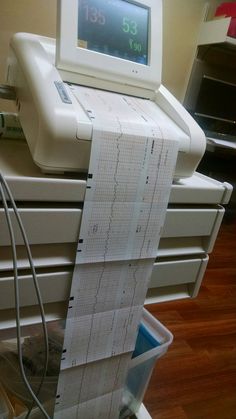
[78,0,149,65]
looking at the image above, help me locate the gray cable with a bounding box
[0,176,51,419]
[0,180,50,419]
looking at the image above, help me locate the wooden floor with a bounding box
[144,213,236,419]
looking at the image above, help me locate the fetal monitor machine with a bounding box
[6,0,206,178]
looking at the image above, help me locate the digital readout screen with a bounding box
[78,0,149,65]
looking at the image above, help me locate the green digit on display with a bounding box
[122,17,130,33]
[130,20,138,36]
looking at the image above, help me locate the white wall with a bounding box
[0,0,56,111]
[0,0,222,111]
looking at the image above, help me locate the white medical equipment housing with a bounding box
[6,0,206,178]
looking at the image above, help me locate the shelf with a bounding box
[198,17,236,47]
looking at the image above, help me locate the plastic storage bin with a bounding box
[120,309,173,418]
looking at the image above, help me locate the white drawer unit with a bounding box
[0,139,232,419]
[0,139,232,306]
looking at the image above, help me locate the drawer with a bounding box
[0,302,66,331]
[162,207,224,238]
[0,208,82,246]
[0,269,72,310]
[0,243,76,272]
[0,255,208,311]
[159,206,224,255]
[146,255,209,304]
[0,207,224,256]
